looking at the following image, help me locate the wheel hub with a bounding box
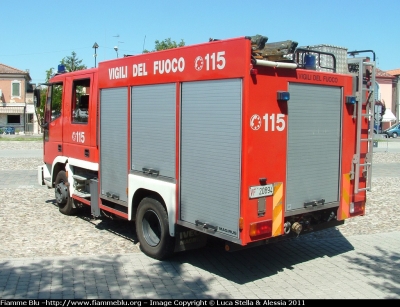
[55,182,69,204]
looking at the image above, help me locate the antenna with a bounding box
[143,35,146,52]
[113,34,124,58]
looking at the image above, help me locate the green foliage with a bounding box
[143,38,185,53]
[0,136,42,141]
[37,52,86,127]
[36,68,55,125]
[61,51,87,72]
[36,91,46,128]
[45,68,55,81]
[50,84,63,118]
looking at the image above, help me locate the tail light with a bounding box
[350,201,365,215]
[249,220,272,238]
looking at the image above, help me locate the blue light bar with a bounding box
[58,64,66,74]
[304,54,316,70]
[277,91,290,101]
[346,96,356,104]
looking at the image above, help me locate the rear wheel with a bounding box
[135,197,174,260]
[55,171,76,215]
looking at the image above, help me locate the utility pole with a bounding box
[92,42,99,67]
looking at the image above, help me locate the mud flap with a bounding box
[174,225,208,253]
[37,165,45,185]
[90,179,100,217]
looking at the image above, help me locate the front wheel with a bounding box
[392,132,398,138]
[55,171,76,215]
[135,197,175,260]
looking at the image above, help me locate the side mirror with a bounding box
[33,88,41,108]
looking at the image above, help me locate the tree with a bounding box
[143,38,185,53]
[61,51,87,71]
[36,68,55,128]
[36,51,86,128]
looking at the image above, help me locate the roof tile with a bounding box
[387,68,400,76]
[0,63,28,74]
[376,68,395,78]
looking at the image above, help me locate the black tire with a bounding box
[55,171,76,215]
[392,132,398,138]
[135,197,175,260]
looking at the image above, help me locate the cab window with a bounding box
[72,79,90,124]
[45,83,63,123]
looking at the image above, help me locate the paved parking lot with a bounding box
[0,140,399,299]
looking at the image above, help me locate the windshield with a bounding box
[387,123,399,129]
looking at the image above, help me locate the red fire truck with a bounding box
[34,35,376,260]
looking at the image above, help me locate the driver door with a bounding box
[44,83,64,166]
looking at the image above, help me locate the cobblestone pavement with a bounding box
[0,140,399,299]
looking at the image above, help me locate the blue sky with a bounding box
[1,0,399,84]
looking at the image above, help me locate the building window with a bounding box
[11,81,21,98]
[7,115,21,124]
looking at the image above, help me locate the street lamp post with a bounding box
[92,42,99,67]
[113,35,124,58]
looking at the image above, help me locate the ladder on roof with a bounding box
[347,52,376,194]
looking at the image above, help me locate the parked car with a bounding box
[0,126,16,135]
[383,123,400,138]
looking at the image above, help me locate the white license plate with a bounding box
[249,184,274,199]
